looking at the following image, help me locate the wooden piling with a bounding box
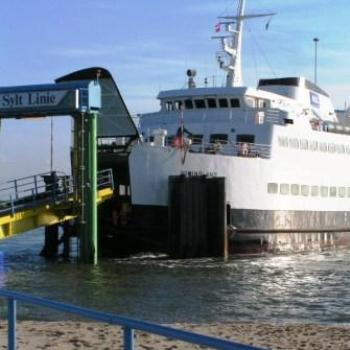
[40,224,59,257]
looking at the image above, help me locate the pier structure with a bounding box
[0,74,108,263]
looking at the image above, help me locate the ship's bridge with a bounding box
[155,86,292,113]
[258,76,337,122]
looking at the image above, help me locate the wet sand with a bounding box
[0,321,349,349]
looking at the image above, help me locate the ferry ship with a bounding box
[128,0,350,253]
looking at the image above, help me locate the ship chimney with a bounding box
[187,69,197,88]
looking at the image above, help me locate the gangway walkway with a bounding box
[0,169,114,238]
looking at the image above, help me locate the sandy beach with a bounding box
[0,321,349,349]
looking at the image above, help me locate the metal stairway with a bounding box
[0,169,114,238]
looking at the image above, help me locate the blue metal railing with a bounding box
[0,290,265,350]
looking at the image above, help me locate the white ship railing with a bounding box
[163,138,271,159]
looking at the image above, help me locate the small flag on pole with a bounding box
[215,22,221,32]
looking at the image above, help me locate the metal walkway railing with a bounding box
[0,169,114,217]
[0,290,265,350]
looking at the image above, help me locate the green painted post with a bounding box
[89,112,98,264]
[79,112,98,264]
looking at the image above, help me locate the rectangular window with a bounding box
[300,139,308,150]
[258,99,267,108]
[336,145,345,154]
[218,98,229,108]
[184,99,193,109]
[278,137,288,147]
[291,184,300,196]
[330,186,337,197]
[174,101,183,110]
[236,134,255,144]
[321,186,328,197]
[166,136,174,145]
[230,98,240,108]
[311,186,319,197]
[309,141,318,151]
[267,183,278,194]
[301,185,309,196]
[289,138,299,149]
[165,101,173,111]
[244,97,255,108]
[210,134,228,144]
[319,142,327,152]
[328,143,336,153]
[207,98,217,108]
[280,184,289,195]
[194,99,206,109]
[339,187,346,198]
[191,134,203,145]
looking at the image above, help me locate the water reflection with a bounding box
[0,231,350,324]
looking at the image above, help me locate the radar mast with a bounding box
[212,0,276,87]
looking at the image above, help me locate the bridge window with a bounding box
[174,101,183,110]
[230,98,240,108]
[267,183,278,194]
[184,99,193,109]
[218,98,229,108]
[165,101,174,111]
[207,98,217,108]
[194,99,206,109]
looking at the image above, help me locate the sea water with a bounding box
[0,229,349,324]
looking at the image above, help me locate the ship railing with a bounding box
[165,138,271,159]
[0,289,264,350]
[0,169,114,216]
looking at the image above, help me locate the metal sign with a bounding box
[0,81,101,118]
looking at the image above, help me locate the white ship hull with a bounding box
[129,134,350,253]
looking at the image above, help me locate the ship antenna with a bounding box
[212,0,276,87]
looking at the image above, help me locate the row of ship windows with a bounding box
[278,136,350,154]
[164,98,240,111]
[163,97,269,111]
[267,183,350,198]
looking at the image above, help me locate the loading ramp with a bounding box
[0,169,113,238]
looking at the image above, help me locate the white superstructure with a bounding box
[128,0,350,252]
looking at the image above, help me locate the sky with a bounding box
[0,0,349,182]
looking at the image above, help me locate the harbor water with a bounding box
[0,229,349,324]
